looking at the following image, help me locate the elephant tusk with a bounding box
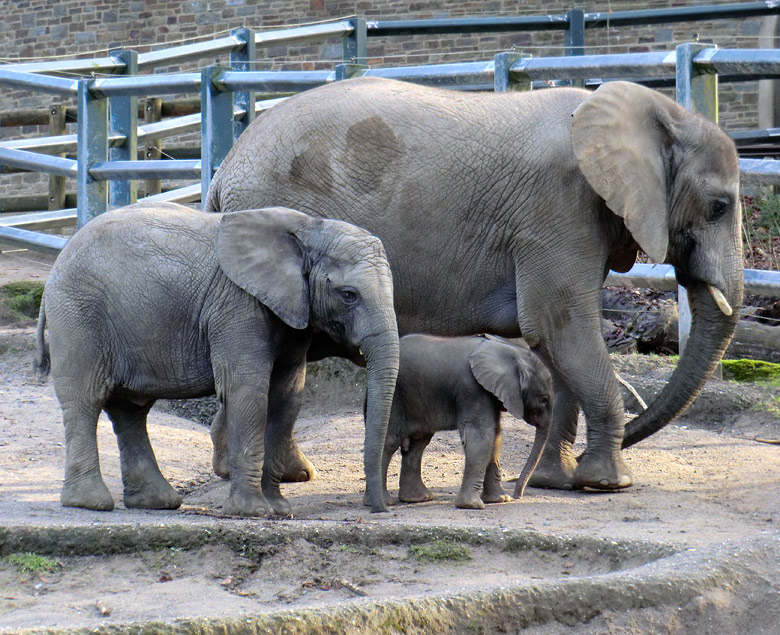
[707,284,733,316]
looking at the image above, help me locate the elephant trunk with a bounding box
[513,422,549,498]
[622,278,742,448]
[361,331,400,513]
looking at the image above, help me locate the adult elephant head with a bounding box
[205,77,742,491]
[571,81,742,448]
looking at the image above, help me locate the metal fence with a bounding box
[0,9,779,347]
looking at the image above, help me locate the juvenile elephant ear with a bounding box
[571,81,684,264]
[468,337,529,421]
[215,208,310,329]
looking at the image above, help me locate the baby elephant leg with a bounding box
[398,433,434,503]
[210,405,229,479]
[481,428,511,504]
[455,423,497,509]
[105,399,182,510]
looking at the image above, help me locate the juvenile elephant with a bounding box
[206,78,743,492]
[375,334,552,509]
[35,202,399,516]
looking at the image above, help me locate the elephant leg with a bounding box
[221,380,272,517]
[261,360,307,516]
[539,327,631,491]
[59,399,114,511]
[455,423,496,509]
[105,398,182,510]
[481,426,511,504]
[398,433,434,503]
[210,405,229,479]
[528,374,580,490]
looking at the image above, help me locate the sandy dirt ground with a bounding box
[1,247,780,633]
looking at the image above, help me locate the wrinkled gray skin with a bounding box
[35,202,399,515]
[371,334,552,510]
[206,78,743,492]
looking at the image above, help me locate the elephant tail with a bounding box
[33,297,50,378]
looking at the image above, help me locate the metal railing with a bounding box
[0,11,779,350]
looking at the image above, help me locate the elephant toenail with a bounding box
[618,475,632,487]
[599,478,610,487]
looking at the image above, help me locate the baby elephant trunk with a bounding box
[513,424,549,499]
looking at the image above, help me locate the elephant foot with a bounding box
[481,489,512,504]
[123,482,183,510]
[362,489,394,508]
[266,494,293,517]
[455,492,485,510]
[212,449,229,480]
[61,476,115,511]
[222,489,272,517]
[398,483,433,503]
[575,449,633,490]
[280,448,317,483]
[526,444,579,491]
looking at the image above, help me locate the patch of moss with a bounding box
[409,539,471,564]
[722,359,780,384]
[6,552,59,574]
[0,281,44,324]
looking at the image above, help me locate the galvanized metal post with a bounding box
[675,42,719,355]
[109,49,138,207]
[493,53,531,92]
[343,17,367,64]
[230,27,256,140]
[565,9,585,87]
[334,63,368,81]
[200,66,234,205]
[76,79,108,227]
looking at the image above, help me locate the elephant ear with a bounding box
[571,81,684,264]
[468,337,529,421]
[215,207,311,329]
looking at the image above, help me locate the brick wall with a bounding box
[0,0,770,204]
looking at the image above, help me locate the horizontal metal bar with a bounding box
[731,127,780,142]
[363,61,495,87]
[367,15,568,36]
[255,21,354,45]
[90,73,201,97]
[0,147,77,178]
[137,35,244,71]
[141,183,201,204]
[90,160,201,180]
[607,263,780,297]
[218,70,334,92]
[513,51,675,80]
[606,263,680,291]
[0,209,77,230]
[0,132,125,154]
[585,1,780,28]
[0,68,79,95]
[694,48,780,80]
[0,226,68,255]
[739,158,780,185]
[137,114,201,144]
[0,56,123,76]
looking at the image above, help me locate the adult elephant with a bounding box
[205,78,742,491]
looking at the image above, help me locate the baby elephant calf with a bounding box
[371,334,553,509]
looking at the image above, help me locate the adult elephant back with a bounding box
[206,77,742,492]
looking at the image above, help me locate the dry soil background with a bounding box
[1,248,780,634]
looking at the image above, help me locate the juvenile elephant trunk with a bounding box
[622,279,742,448]
[361,332,400,513]
[513,423,549,498]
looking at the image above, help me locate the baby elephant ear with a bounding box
[468,337,529,421]
[215,208,310,329]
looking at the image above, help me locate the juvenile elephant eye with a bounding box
[339,288,359,305]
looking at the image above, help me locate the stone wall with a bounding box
[0,0,771,205]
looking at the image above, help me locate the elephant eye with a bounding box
[709,197,731,221]
[339,288,359,305]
